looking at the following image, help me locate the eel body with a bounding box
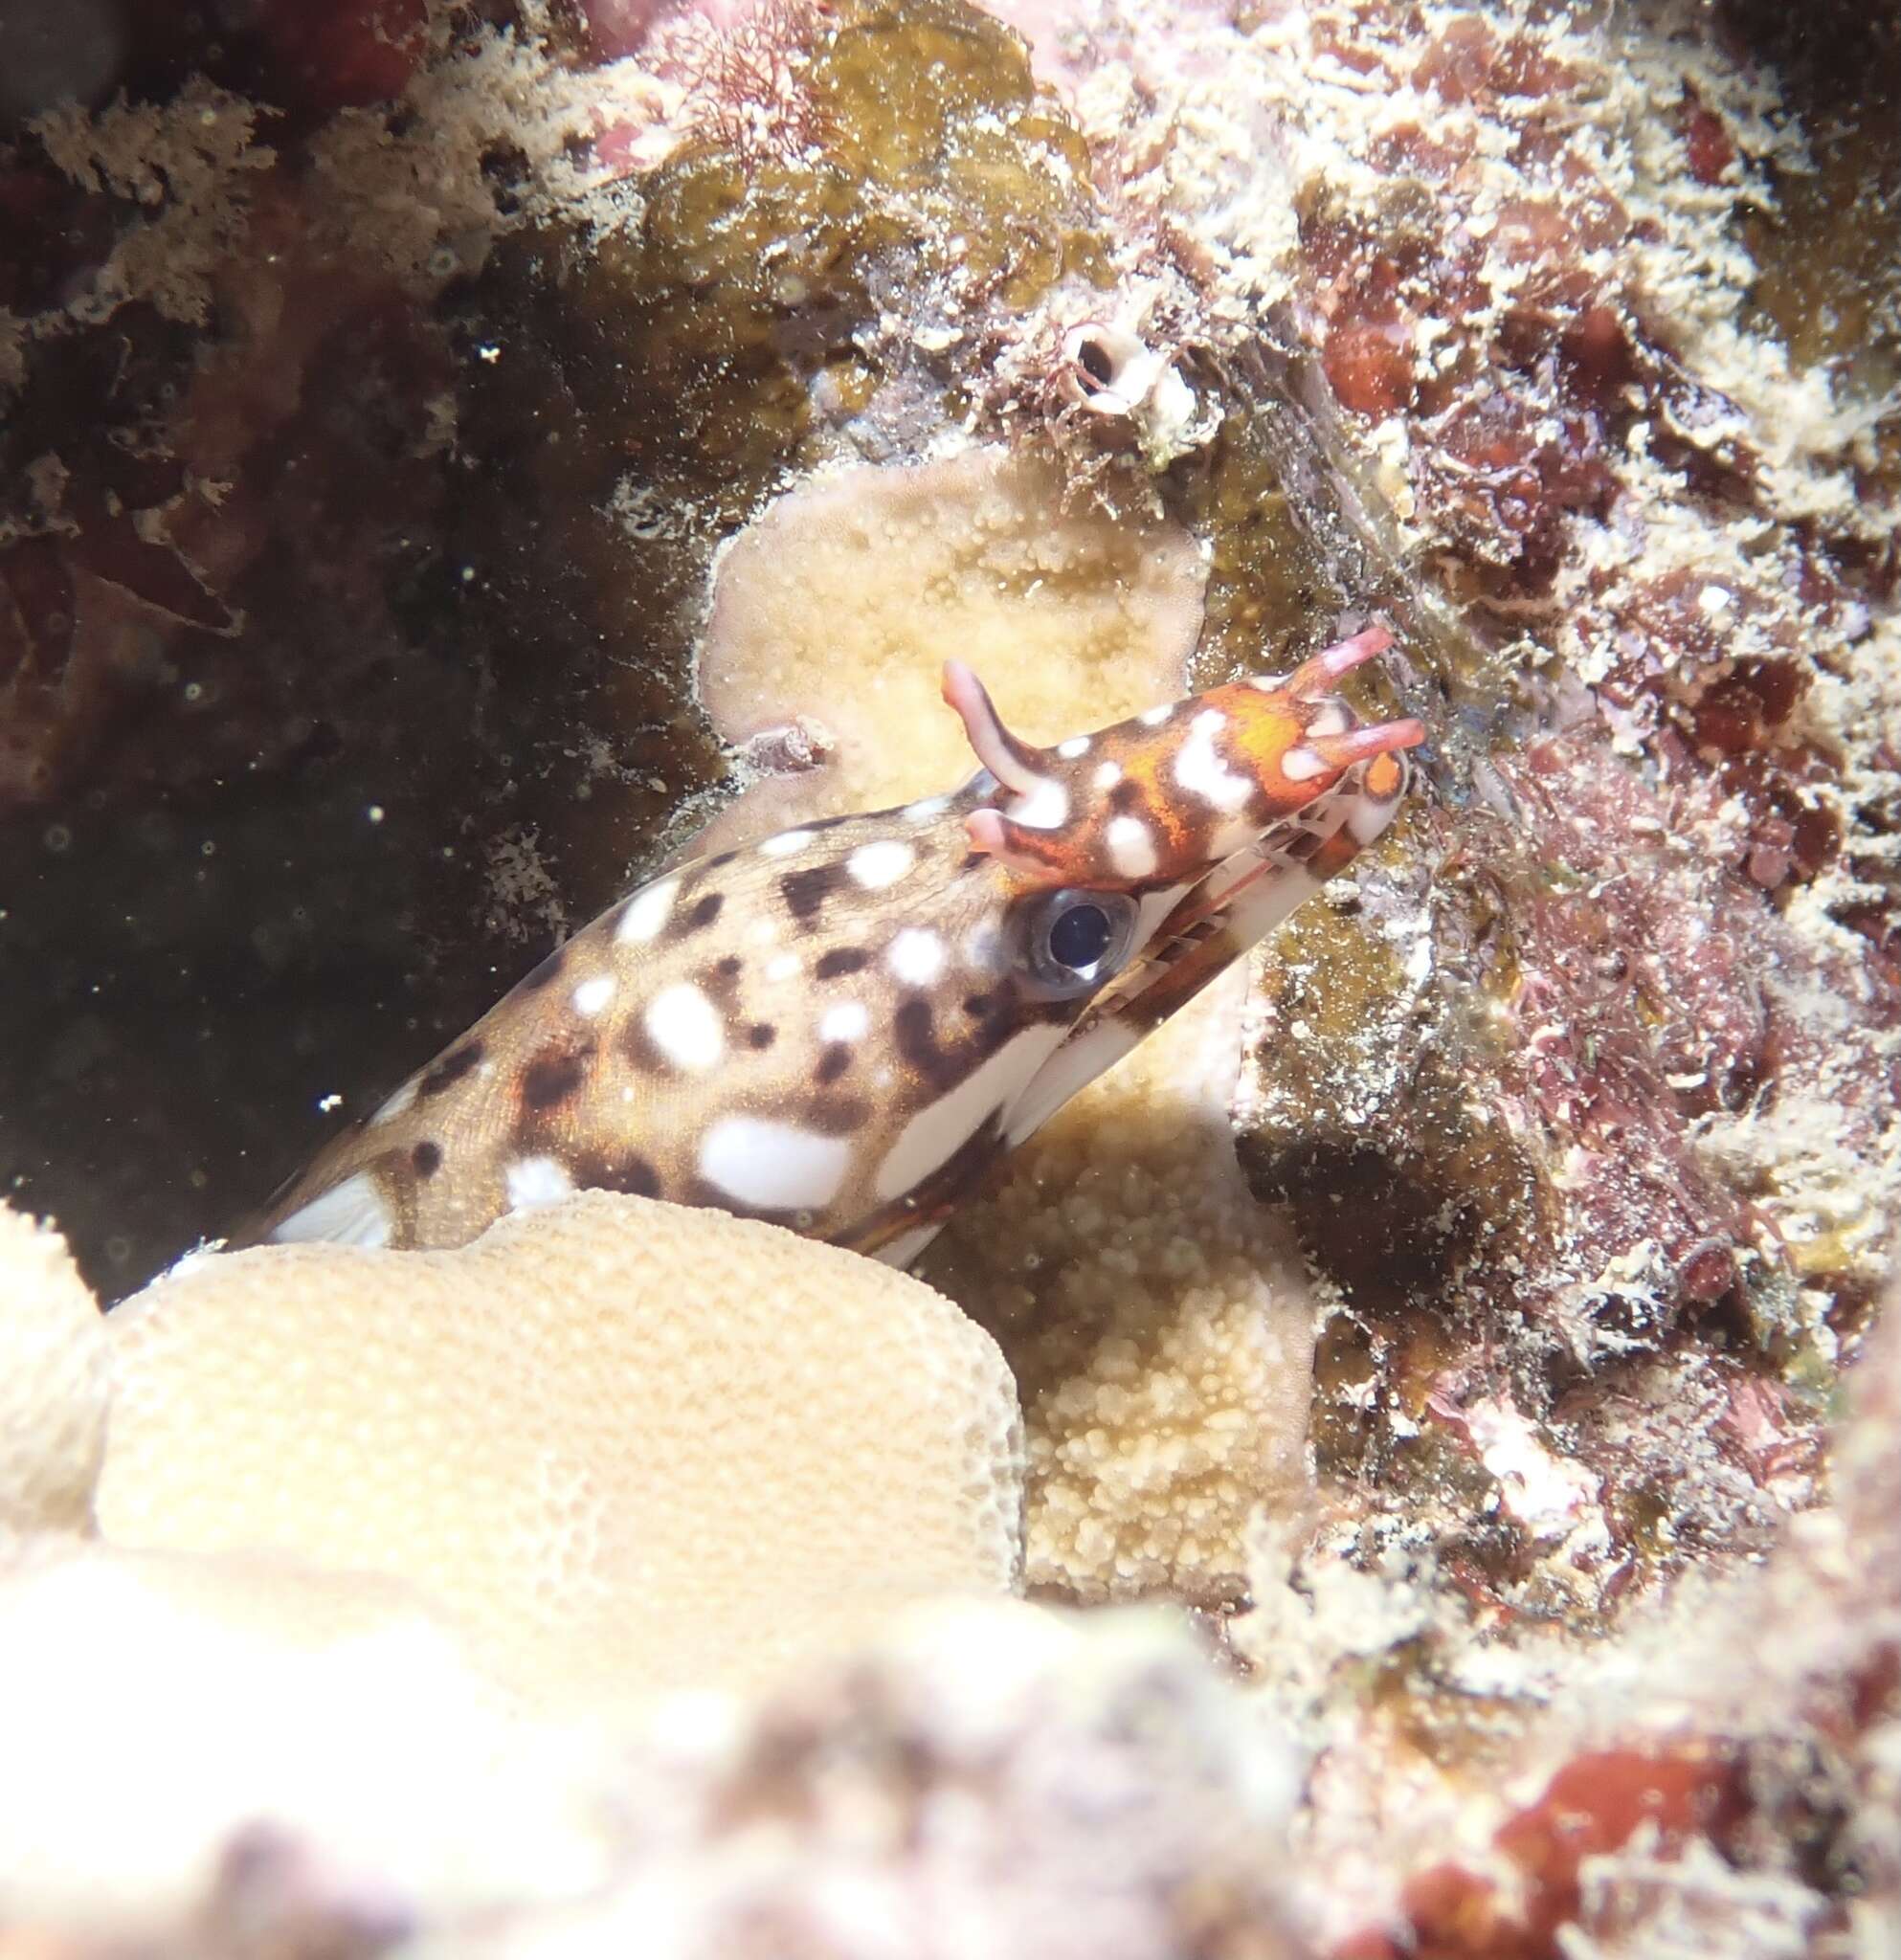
[239,628,1423,1265]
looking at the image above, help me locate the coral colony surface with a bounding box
[1,0,1897,1955]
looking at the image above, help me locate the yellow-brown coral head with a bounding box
[948,626,1424,891]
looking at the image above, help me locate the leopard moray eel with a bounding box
[238,627,1423,1267]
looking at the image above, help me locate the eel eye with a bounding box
[1025,888,1140,997]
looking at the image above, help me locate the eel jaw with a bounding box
[995,750,1417,1153]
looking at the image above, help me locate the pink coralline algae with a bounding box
[1225,0,1898,1645]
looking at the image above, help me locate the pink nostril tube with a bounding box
[1305,717,1426,771]
[1286,625,1396,701]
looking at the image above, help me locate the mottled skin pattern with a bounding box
[238,630,1423,1265]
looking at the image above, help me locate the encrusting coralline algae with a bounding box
[1,0,1896,1954]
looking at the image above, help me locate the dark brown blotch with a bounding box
[781,860,851,925]
[675,890,725,937]
[520,1037,595,1113]
[894,996,956,1087]
[704,954,745,1004]
[570,1147,661,1199]
[803,1093,873,1136]
[747,1022,777,1050]
[816,947,869,979]
[418,1040,484,1100]
[620,1018,672,1076]
[815,1042,854,1084]
[411,1139,442,1179]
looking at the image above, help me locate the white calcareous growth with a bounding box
[95,1192,1026,1712]
[0,1203,110,1534]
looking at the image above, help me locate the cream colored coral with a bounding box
[694,445,1205,838]
[924,968,1317,1602]
[0,1203,109,1534]
[96,1192,1023,1712]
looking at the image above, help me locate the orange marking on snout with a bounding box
[1110,740,1196,861]
[1222,692,1306,782]
[1204,685,1339,813]
[1364,752,1405,800]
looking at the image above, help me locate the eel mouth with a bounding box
[1074,741,1416,1045]
[1074,839,1286,1042]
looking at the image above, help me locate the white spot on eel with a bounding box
[270,1171,393,1249]
[1007,776,1068,832]
[645,983,726,1071]
[758,829,816,858]
[1106,813,1159,880]
[1174,708,1254,813]
[1092,759,1123,792]
[904,794,950,822]
[820,1000,869,1043]
[1056,735,1091,760]
[571,973,616,1017]
[615,877,679,945]
[766,952,801,982]
[888,926,947,987]
[505,1155,574,1213]
[1138,703,1173,727]
[699,1116,854,1212]
[847,839,916,889]
[1281,746,1328,783]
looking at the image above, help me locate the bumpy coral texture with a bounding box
[0,1531,603,1928]
[98,1192,1025,1708]
[928,966,1318,1604]
[4,0,1896,1952]
[1007,0,1901,1644]
[1242,1296,1901,1958]
[0,1202,108,1534]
